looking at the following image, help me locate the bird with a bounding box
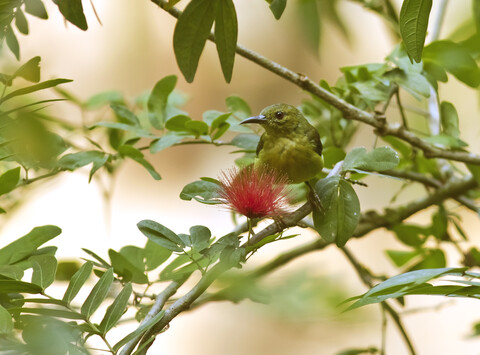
[240,103,324,211]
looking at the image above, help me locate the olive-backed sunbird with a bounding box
[240,103,324,210]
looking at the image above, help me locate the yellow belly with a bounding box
[256,137,323,184]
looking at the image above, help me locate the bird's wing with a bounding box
[256,133,265,156]
[306,127,323,156]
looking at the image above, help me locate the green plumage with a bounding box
[241,103,323,184]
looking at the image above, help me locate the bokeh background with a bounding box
[2,0,480,354]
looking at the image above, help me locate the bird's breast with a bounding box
[257,136,323,184]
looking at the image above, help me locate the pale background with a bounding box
[2,0,480,354]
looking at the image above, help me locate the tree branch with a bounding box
[119,277,189,355]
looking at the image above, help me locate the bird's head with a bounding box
[240,103,303,134]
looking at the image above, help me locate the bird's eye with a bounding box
[275,111,285,119]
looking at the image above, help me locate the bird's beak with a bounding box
[240,115,267,125]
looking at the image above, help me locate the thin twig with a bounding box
[382,169,479,213]
[395,90,409,129]
[341,247,417,355]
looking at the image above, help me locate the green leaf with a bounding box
[296,0,320,53]
[220,246,245,268]
[214,0,237,82]
[159,254,191,281]
[423,40,480,87]
[423,134,468,148]
[165,114,191,131]
[57,151,107,170]
[108,249,148,284]
[0,78,72,104]
[384,67,430,100]
[0,305,13,334]
[63,261,93,304]
[148,75,177,129]
[118,145,161,180]
[82,248,110,268]
[52,0,87,30]
[179,180,221,204]
[313,176,360,247]
[144,240,172,271]
[408,249,446,271]
[0,225,61,265]
[81,268,114,318]
[112,310,165,352]
[323,146,346,169]
[12,56,41,83]
[58,151,109,182]
[137,220,185,252]
[391,224,426,247]
[150,134,183,153]
[226,96,251,119]
[99,282,132,335]
[5,26,19,60]
[343,146,399,172]
[12,298,66,306]
[119,246,145,271]
[184,120,209,136]
[230,134,260,151]
[346,267,466,310]
[206,111,231,130]
[474,0,480,33]
[0,280,42,293]
[0,265,24,279]
[30,254,57,290]
[399,0,432,62]
[173,0,217,82]
[189,225,212,252]
[386,249,421,267]
[268,0,287,19]
[440,101,460,138]
[211,122,230,140]
[0,166,20,196]
[11,307,84,319]
[24,0,48,18]
[15,9,28,34]
[110,104,140,126]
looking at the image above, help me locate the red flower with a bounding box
[218,165,291,219]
